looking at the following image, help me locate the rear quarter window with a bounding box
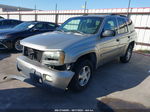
[117,17,128,34]
[46,23,57,29]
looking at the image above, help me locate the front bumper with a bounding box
[0,39,13,50]
[16,56,74,90]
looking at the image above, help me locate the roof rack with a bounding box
[110,13,127,17]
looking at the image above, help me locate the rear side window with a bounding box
[46,23,57,30]
[34,23,47,30]
[127,19,135,32]
[11,20,22,25]
[117,17,128,34]
[2,20,11,25]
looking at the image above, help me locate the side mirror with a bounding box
[101,30,115,37]
[31,28,39,32]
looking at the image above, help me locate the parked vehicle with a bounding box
[16,15,137,91]
[0,21,59,51]
[0,19,22,29]
[0,16,4,19]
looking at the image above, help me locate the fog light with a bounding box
[45,75,52,82]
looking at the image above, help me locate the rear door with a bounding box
[45,23,58,31]
[97,17,120,64]
[116,17,130,55]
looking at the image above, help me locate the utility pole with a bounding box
[127,0,131,18]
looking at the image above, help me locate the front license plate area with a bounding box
[30,69,43,83]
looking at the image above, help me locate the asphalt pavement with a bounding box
[0,51,150,112]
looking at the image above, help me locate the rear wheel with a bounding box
[69,60,93,91]
[14,39,23,52]
[120,44,133,63]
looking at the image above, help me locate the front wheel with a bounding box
[120,44,133,63]
[69,60,93,91]
[14,39,23,52]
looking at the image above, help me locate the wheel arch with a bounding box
[129,41,135,48]
[74,52,97,70]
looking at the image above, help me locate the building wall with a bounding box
[0,4,33,12]
[0,7,150,50]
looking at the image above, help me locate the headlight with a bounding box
[42,51,65,66]
[0,36,7,39]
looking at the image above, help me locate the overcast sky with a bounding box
[0,0,150,10]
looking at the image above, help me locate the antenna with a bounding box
[127,0,131,18]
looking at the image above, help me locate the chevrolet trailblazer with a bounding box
[16,14,137,91]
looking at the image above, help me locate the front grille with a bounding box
[23,47,43,62]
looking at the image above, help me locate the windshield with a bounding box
[58,17,103,34]
[13,22,36,31]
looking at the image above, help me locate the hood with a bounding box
[21,31,89,51]
[0,29,22,39]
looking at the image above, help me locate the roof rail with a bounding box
[110,13,127,17]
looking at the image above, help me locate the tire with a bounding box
[14,39,23,52]
[120,44,133,63]
[69,60,93,91]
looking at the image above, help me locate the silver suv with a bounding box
[16,15,137,91]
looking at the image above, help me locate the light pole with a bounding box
[55,3,58,24]
[55,3,58,13]
[84,1,87,14]
[127,0,131,17]
[82,1,87,14]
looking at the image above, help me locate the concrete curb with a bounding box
[133,51,150,57]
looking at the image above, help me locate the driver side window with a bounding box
[34,23,46,30]
[103,17,117,34]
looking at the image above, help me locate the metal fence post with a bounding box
[19,14,21,20]
[34,5,37,21]
[7,14,9,19]
[55,14,58,24]
[19,10,21,20]
[35,14,37,21]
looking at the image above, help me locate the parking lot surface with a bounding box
[0,51,150,111]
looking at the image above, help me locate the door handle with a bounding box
[116,39,120,42]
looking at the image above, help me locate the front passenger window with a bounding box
[103,18,117,35]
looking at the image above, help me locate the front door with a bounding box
[97,17,120,65]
